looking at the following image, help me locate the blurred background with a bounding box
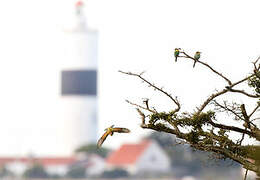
[0,0,259,179]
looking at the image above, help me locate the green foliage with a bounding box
[149,112,173,124]
[241,146,260,161]
[175,111,215,130]
[66,165,86,178]
[186,131,200,144]
[101,168,129,178]
[149,111,215,131]
[154,123,170,131]
[75,143,111,157]
[248,72,260,94]
[146,131,240,177]
[23,163,49,178]
[203,138,214,145]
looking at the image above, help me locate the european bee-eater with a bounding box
[97,125,130,148]
[174,48,180,62]
[193,51,201,68]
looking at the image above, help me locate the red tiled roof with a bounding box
[34,157,76,166]
[106,140,151,166]
[0,157,76,166]
[76,1,84,7]
[0,157,28,165]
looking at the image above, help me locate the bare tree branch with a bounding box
[121,49,260,175]
[198,89,229,113]
[136,108,146,125]
[198,73,257,113]
[228,88,260,98]
[119,70,180,113]
[243,169,248,180]
[208,120,253,137]
[212,100,244,121]
[181,51,232,85]
[126,99,156,113]
[230,74,255,87]
[249,104,260,118]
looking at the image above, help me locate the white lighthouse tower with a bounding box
[59,0,98,154]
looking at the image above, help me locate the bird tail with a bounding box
[175,57,177,62]
[193,60,196,68]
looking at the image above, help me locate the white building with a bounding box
[106,140,171,175]
[0,0,98,156]
[0,157,76,177]
[2,158,27,176]
[85,154,106,176]
[58,0,98,155]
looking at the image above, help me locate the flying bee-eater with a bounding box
[174,48,180,62]
[193,51,201,68]
[97,125,130,148]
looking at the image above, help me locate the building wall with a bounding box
[45,165,68,176]
[6,161,27,176]
[61,30,98,70]
[105,164,136,175]
[86,155,105,176]
[58,29,98,155]
[136,141,170,173]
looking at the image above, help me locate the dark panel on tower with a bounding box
[61,70,97,96]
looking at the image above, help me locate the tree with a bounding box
[66,165,86,178]
[23,163,49,178]
[120,49,260,177]
[101,168,129,178]
[75,143,111,157]
[146,131,240,178]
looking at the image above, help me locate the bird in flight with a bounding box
[97,125,130,148]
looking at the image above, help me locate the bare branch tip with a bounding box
[139,71,146,76]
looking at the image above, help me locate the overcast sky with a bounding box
[0,0,259,156]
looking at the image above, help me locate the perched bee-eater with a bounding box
[193,51,201,68]
[174,48,180,62]
[97,125,130,148]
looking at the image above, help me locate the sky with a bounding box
[0,0,259,156]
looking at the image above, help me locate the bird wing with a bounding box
[111,127,131,133]
[97,131,110,148]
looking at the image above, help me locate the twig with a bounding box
[253,56,260,73]
[119,70,180,113]
[249,104,260,118]
[126,99,156,113]
[136,108,146,125]
[181,51,232,85]
[230,74,255,87]
[212,100,244,121]
[198,89,229,113]
[143,98,149,110]
[243,169,248,180]
[198,73,257,113]
[229,88,260,98]
[208,120,253,137]
[239,129,247,145]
